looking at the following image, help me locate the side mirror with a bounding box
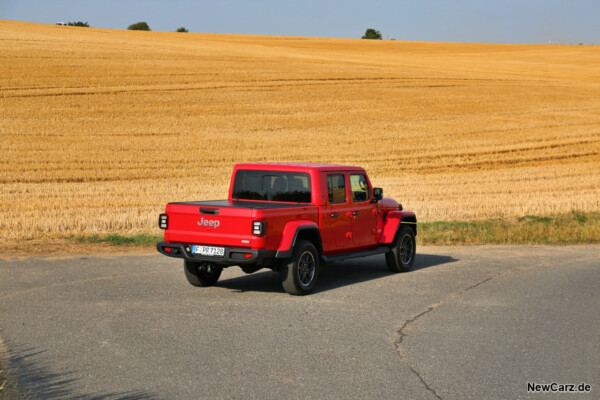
[372,187,383,202]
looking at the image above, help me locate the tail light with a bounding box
[252,220,266,236]
[159,213,168,229]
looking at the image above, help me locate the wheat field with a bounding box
[1,20,599,244]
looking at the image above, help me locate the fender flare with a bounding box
[380,211,417,245]
[275,221,322,259]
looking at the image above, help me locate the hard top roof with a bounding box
[233,162,365,172]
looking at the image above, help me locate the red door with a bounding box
[321,173,354,251]
[349,173,378,246]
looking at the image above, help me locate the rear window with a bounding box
[232,170,311,203]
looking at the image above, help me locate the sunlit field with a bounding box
[1,20,599,244]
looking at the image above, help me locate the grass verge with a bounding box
[74,233,162,246]
[418,211,600,245]
[72,211,600,248]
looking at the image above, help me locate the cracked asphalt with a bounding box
[0,245,598,399]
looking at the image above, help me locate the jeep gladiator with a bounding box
[157,163,417,295]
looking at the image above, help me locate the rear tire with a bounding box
[184,261,222,287]
[281,240,320,295]
[386,226,416,272]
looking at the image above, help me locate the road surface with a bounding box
[1,245,598,399]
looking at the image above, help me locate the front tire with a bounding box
[386,226,416,272]
[184,261,222,287]
[281,240,320,295]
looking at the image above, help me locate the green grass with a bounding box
[74,233,162,246]
[419,211,600,245]
[73,211,600,247]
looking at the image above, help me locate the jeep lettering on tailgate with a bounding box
[198,217,220,229]
[157,163,417,295]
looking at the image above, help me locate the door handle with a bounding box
[330,213,340,218]
[352,211,360,216]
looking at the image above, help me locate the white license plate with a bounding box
[192,245,225,257]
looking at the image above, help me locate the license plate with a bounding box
[192,245,225,257]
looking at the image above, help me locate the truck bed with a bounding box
[169,200,311,210]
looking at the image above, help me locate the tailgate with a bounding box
[164,203,255,246]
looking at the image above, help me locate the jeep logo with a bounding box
[198,217,220,229]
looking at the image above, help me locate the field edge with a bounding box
[1,211,597,258]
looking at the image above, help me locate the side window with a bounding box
[327,174,346,204]
[350,174,371,202]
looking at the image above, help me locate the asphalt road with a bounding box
[0,246,598,399]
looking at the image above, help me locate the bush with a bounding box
[67,21,89,27]
[127,22,151,31]
[361,28,382,40]
[176,27,189,33]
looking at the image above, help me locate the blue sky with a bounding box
[1,0,598,44]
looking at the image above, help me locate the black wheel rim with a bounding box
[298,251,316,287]
[399,234,414,264]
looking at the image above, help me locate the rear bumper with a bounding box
[156,242,276,266]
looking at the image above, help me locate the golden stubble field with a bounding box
[1,20,599,244]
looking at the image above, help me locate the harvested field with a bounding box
[1,20,599,243]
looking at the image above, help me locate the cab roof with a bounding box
[233,162,366,173]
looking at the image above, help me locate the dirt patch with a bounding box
[0,239,154,259]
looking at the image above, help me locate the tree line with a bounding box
[127,22,187,32]
[56,20,188,32]
[58,22,388,39]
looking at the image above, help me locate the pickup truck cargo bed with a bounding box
[169,200,310,209]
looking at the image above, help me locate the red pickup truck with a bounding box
[157,163,417,295]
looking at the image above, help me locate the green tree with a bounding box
[67,21,89,27]
[176,27,189,32]
[361,28,382,40]
[127,22,151,31]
